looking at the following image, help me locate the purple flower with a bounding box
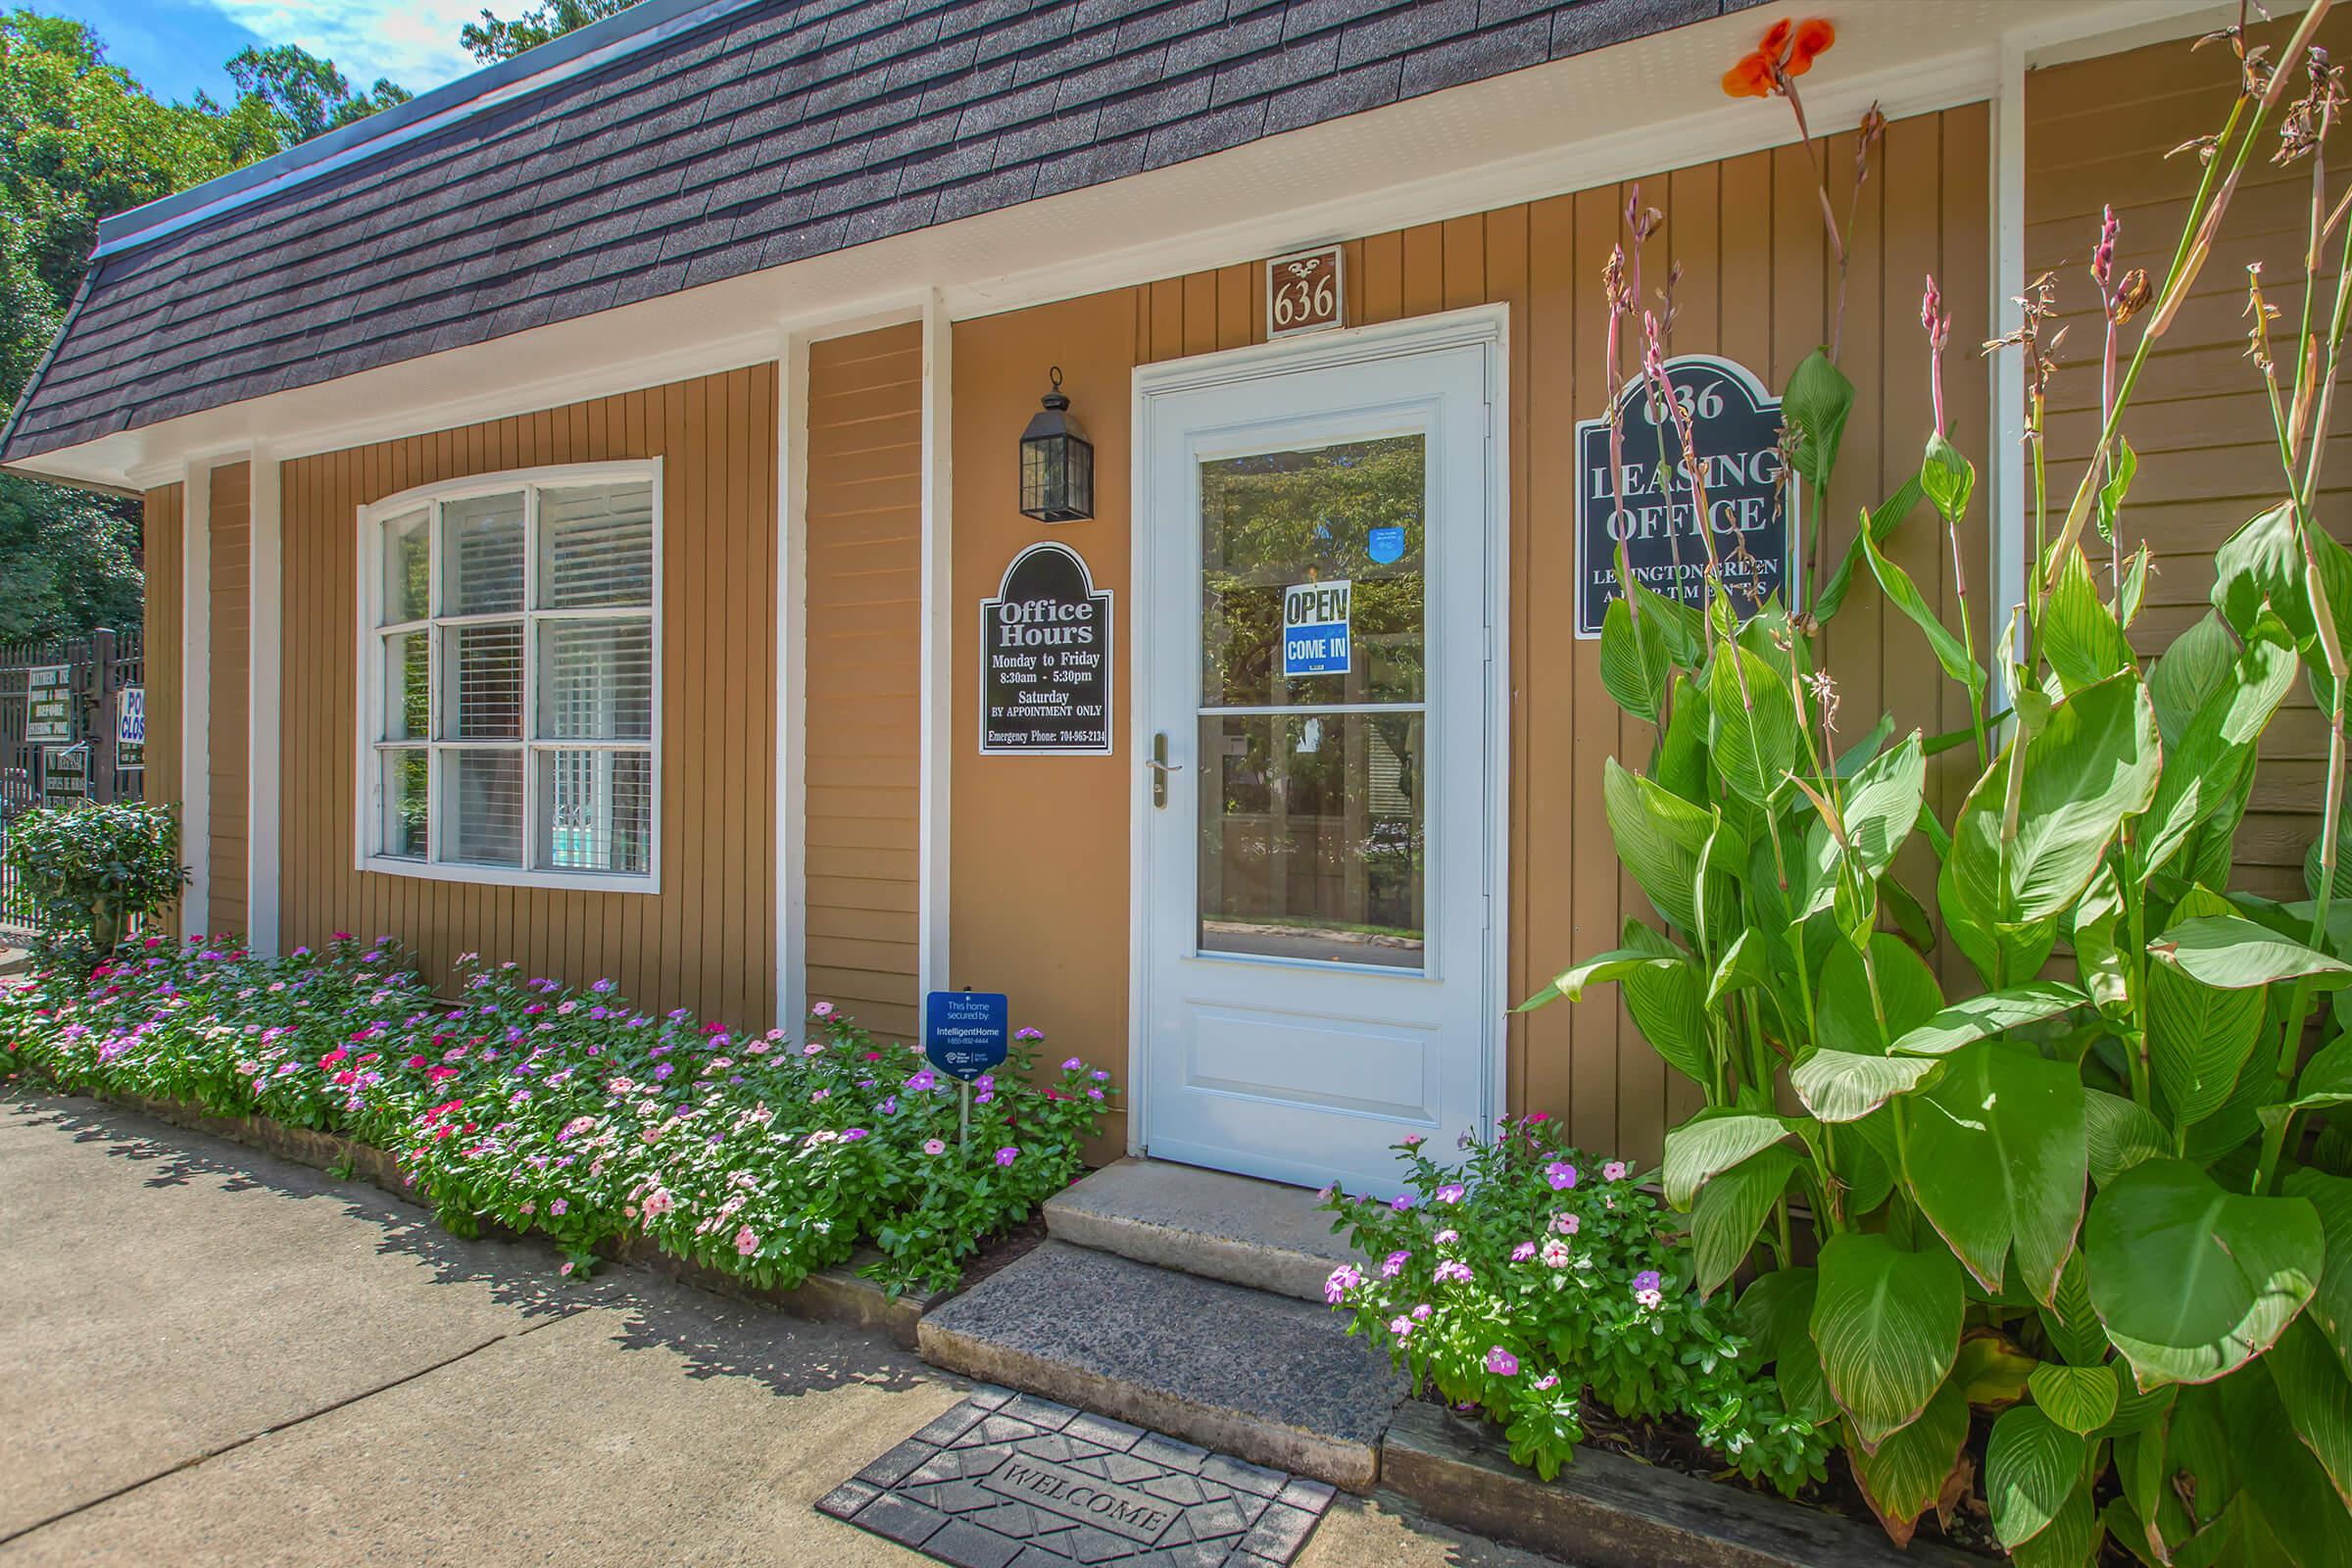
[1061,1056,1082,1070]
[654,1063,674,1081]
[1434,1259,1473,1285]
[1434,1183,1465,1205]
[1391,1194,1415,1212]
[995,1146,1019,1166]
[1510,1241,1537,1262]
[842,1128,869,1142]
[1545,1161,1577,1191]
[1324,1263,1363,1304]
[1382,1250,1411,1279]
[550,1200,568,1216]
[1485,1347,1520,1377]
[1633,1269,1661,1295]
[1434,1228,1459,1246]
[906,1069,938,1093]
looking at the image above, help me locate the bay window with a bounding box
[359,463,661,891]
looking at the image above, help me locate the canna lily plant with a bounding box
[1531,6,2352,1560]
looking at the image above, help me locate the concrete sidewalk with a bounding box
[0,1090,1555,1567]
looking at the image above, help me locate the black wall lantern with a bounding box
[1019,366,1095,523]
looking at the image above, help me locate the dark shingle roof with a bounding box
[2,0,1744,465]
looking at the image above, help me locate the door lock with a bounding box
[1146,731,1183,808]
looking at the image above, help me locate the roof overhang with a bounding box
[10,0,2231,495]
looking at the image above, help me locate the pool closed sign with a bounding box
[1572,354,1796,637]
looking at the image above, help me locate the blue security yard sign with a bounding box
[1281,577,1352,678]
[924,990,1009,1080]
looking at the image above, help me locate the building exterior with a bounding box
[1,0,2330,1189]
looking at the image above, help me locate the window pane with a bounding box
[537,618,653,740]
[538,481,654,609]
[1198,710,1424,969]
[536,749,653,874]
[381,509,430,623]
[383,630,429,741]
[446,749,523,866]
[446,622,523,740]
[1200,436,1426,707]
[442,493,525,613]
[382,748,428,859]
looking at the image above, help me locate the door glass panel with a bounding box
[1198,711,1424,969]
[1200,436,1426,708]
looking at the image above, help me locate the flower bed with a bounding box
[0,935,1114,1295]
[1319,1119,1828,1500]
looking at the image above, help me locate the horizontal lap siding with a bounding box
[1082,107,1984,1165]
[208,463,251,941]
[277,366,777,1023]
[804,323,923,1041]
[143,485,184,941]
[2028,13,2352,900]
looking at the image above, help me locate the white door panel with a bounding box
[1137,329,1497,1197]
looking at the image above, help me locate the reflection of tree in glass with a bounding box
[1200,437,1426,707]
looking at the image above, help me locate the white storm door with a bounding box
[1138,328,1496,1198]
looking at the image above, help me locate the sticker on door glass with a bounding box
[1282,578,1351,677]
[1366,525,1405,565]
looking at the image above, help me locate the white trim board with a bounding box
[917,291,955,997]
[179,459,212,941]
[247,445,283,956]
[22,0,2188,497]
[777,332,811,1037]
[1124,304,1512,1154]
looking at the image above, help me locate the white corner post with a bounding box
[916,290,954,996]
[247,445,282,956]
[179,459,213,940]
[1988,36,2031,714]
[777,334,809,1036]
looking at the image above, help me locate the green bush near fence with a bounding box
[1,801,183,958]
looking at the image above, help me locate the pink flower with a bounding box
[1533,1374,1559,1392]
[735,1227,760,1256]
[995,1146,1019,1166]
[1553,1212,1581,1236]
[560,1260,575,1276]
[1434,1228,1459,1246]
[1434,1184,1465,1204]
[810,1001,836,1020]
[1410,1303,1432,1322]
[922,1138,947,1155]
[1510,1242,1537,1262]
[1545,1161,1577,1191]
[1401,1133,1425,1148]
[1541,1239,1571,1269]
[1324,1264,1363,1303]
[1389,1314,1415,1342]
[1601,1160,1628,1182]
[1434,1259,1473,1285]
[1486,1347,1520,1377]
[1636,1288,1663,1308]
[1382,1250,1411,1278]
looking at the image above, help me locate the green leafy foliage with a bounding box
[1,803,184,957]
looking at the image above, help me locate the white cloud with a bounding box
[204,0,489,92]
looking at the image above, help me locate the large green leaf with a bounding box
[2140,618,2295,874]
[2084,1089,2170,1188]
[1661,1111,1791,1210]
[2149,612,2240,749]
[2149,912,2352,991]
[2029,1362,2119,1435]
[1922,430,1976,523]
[2283,1167,2352,1381]
[2220,1364,2352,1568]
[1817,475,1924,624]
[2214,499,2352,713]
[2268,1315,2352,1510]
[1740,1267,1836,1423]
[2008,1478,2101,1568]
[1940,672,2161,987]
[1838,732,1926,887]
[1864,526,1986,701]
[1603,758,1710,935]
[2074,864,2132,1020]
[1616,922,1713,1089]
[1816,933,1943,1054]
[2084,1157,2324,1389]
[1708,644,1798,806]
[1954,1333,2037,1406]
[1987,1404,2088,1548]
[1692,1145,1795,1298]
[1791,1049,1942,1123]
[1812,1232,1965,1447]
[1845,1377,1969,1546]
[1599,595,1672,726]
[2099,1355,2178,1439]
[1891,982,2088,1057]
[2147,887,2270,1133]
[1784,349,1854,494]
[1907,1041,2087,1304]
[2038,1251,2108,1368]
[1521,937,1685,1012]
[1653,671,1711,805]
[2041,549,2137,695]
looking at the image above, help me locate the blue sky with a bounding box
[84,0,488,103]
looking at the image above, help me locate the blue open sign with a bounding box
[924,991,1009,1080]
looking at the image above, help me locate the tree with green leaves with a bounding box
[462,0,636,63]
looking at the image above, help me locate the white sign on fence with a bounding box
[24,664,71,744]
[118,685,145,769]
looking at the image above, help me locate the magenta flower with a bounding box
[1544,1161,1577,1191]
[735,1226,760,1256]
[1391,1194,1415,1212]
[1382,1250,1411,1279]
[1434,1228,1459,1246]
[1510,1241,1537,1262]
[1324,1263,1363,1304]
[1389,1314,1415,1342]
[1061,1056,1082,1070]
[1434,1183,1465,1204]
[1410,1303,1432,1322]
[1434,1259,1473,1285]
[1486,1348,1520,1377]
[995,1146,1019,1166]
[907,1069,938,1093]
[1633,1269,1662,1293]
[810,1001,836,1020]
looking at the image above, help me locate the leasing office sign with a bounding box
[1572,355,1795,637]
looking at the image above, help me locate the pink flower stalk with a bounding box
[1921,273,1952,436]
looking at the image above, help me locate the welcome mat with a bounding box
[818,1389,1337,1566]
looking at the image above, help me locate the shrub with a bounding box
[0,935,1113,1294]
[1321,1120,1828,1495]
[2,802,184,958]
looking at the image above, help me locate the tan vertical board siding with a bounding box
[803,322,924,1040]
[2029,14,2352,899]
[277,367,777,1023]
[208,462,251,940]
[954,108,1988,1165]
[143,485,185,940]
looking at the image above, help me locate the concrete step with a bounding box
[917,1241,1408,1493]
[1043,1156,1361,1303]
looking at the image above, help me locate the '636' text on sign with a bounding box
[1572,355,1797,638]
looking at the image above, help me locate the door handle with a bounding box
[1147,731,1183,808]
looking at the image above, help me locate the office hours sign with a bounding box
[982,541,1112,754]
[1573,355,1796,637]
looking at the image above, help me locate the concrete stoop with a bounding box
[1042,1156,1361,1303]
[915,1240,1408,1494]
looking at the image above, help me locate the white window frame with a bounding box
[353,460,663,894]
